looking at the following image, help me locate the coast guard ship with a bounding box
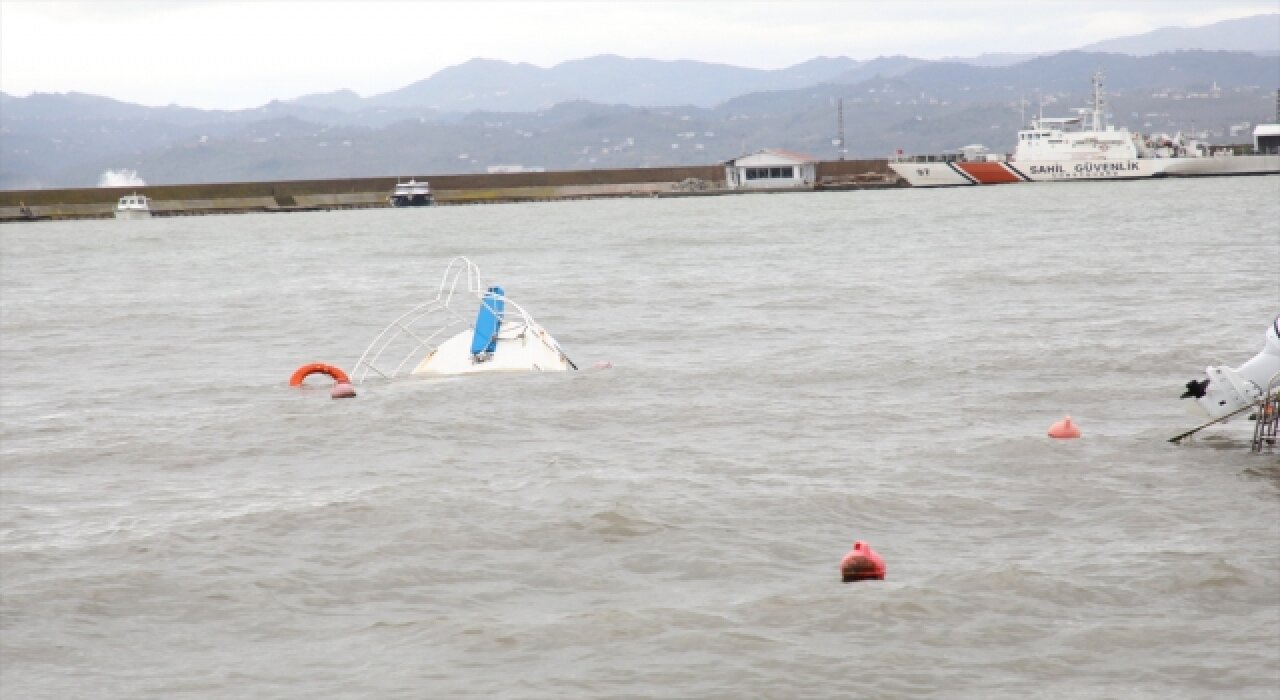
[890,72,1280,187]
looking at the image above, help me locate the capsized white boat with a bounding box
[1172,315,1280,440]
[349,257,575,383]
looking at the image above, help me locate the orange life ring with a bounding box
[289,363,351,386]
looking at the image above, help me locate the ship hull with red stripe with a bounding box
[889,158,1170,186]
[889,155,1279,187]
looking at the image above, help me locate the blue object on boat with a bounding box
[470,286,504,356]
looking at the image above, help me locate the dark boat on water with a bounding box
[388,179,434,207]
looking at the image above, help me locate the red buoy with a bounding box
[330,382,357,399]
[1048,415,1081,439]
[840,540,886,582]
[289,363,350,387]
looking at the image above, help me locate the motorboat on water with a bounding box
[890,72,1280,187]
[1172,315,1280,445]
[114,193,151,219]
[388,179,434,207]
[348,257,575,383]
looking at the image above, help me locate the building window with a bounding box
[743,166,795,180]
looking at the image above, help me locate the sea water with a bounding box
[2,177,1278,698]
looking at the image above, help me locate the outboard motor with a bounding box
[1181,316,1280,421]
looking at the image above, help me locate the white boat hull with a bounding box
[1181,316,1280,422]
[1161,154,1280,177]
[887,161,977,187]
[412,326,570,375]
[114,209,151,219]
[389,195,434,207]
[891,155,1280,187]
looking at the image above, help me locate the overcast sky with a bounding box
[1,0,1276,110]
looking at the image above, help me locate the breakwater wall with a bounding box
[0,160,897,222]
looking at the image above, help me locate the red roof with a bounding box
[725,148,819,165]
[760,148,819,162]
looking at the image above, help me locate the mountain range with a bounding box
[2,13,1277,189]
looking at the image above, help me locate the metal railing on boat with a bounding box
[1250,370,1280,453]
[348,256,568,383]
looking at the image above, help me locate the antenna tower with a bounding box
[836,98,847,160]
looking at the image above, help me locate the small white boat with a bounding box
[115,193,151,219]
[350,257,575,383]
[388,179,434,207]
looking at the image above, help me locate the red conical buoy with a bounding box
[840,540,886,582]
[1048,415,1081,439]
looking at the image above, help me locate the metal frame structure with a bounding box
[349,256,565,383]
[1250,371,1280,453]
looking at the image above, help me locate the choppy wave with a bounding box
[2,179,1278,698]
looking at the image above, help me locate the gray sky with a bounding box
[1,0,1276,110]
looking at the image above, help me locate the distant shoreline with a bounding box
[0,160,899,223]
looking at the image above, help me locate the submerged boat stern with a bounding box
[1180,316,1280,422]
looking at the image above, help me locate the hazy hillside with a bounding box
[827,56,929,85]
[28,71,1274,188]
[364,54,864,111]
[3,11,1279,189]
[940,53,1045,67]
[1080,14,1280,54]
[863,51,1280,99]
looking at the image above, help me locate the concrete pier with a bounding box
[0,160,899,222]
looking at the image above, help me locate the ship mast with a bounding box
[836,98,847,160]
[1090,70,1106,132]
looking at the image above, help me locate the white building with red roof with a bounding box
[724,149,818,189]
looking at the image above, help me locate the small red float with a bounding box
[840,540,886,582]
[1048,415,1081,439]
